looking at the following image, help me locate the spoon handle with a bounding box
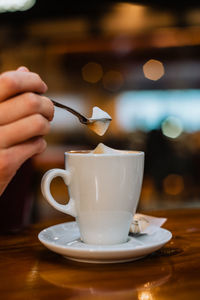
[51,99,88,124]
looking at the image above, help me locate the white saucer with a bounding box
[38,222,172,264]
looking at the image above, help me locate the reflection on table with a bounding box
[0,208,200,299]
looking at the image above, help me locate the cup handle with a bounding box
[41,168,77,217]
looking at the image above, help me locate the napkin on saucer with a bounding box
[130,213,167,235]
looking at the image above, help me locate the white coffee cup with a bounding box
[41,148,144,245]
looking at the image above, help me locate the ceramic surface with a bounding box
[41,147,144,245]
[38,222,172,264]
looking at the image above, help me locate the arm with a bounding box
[0,67,54,196]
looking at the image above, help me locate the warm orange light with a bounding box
[163,174,184,195]
[103,70,124,92]
[143,59,165,81]
[138,290,153,300]
[81,62,103,83]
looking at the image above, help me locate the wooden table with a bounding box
[0,208,200,300]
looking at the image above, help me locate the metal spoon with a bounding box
[52,99,112,125]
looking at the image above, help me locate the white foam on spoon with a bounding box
[87,106,111,136]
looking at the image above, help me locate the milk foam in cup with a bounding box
[92,143,120,154]
[41,143,144,245]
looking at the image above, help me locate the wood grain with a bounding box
[0,209,200,300]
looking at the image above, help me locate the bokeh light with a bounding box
[161,116,183,139]
[163,174,184,195]
[143,59,165,81]
[81,62,103,84]
[138,290,154,300]
[103,70,124,92]
[0,0,36,12]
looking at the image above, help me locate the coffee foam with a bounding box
[87,121,110,136]
[88,107,111,136]
[92,143,121,154]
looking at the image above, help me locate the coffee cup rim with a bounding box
[64,150,144,156]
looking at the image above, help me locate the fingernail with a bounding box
[42,81,48,91]
[17,66,29,72]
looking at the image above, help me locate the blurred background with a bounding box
[1,0,200,223]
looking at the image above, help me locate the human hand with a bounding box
[0,66,54,196]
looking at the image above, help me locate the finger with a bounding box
[0,70,47,102]
[17,66,30,72]
[0,93,54,125]
[0,114,50,148]
[0,137,47,184]
[7,136,47,169]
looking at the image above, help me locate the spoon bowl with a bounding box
[52,99,112,135]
